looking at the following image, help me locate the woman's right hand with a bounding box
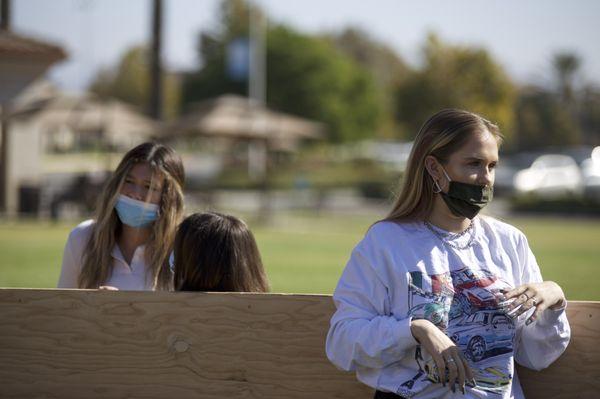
[410,318,475,393]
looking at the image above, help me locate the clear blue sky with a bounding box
[13,0,600,92]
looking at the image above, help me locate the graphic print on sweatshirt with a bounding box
[396,267,515,397]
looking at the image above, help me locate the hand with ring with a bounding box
[411,319,475,393]
[503,281,567,325]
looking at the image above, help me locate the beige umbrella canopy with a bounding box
[165,94,324,149]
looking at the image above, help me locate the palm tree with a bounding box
[553,53,580,104]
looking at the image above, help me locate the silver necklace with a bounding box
[424,220,476,250]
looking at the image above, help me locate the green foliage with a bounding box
[328,27,410,139]
[553,52,581,103]
[395,33,516,140]
[89,46,181,120]
[265,25,381,142]
[511,196,600,215]
[581,86,600,145]
[212,148,399,195]
[182,0,382,142]
[514,87,581,150]
[512,51,600,150]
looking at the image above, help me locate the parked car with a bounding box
[450,310,514,362]
[494,152,541,196]
[513,154,583,198]
[581,146,600,199]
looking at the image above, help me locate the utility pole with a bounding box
[0,0,11,213]
[149,0,163,120]
[247,6,267,182]
[249,7,266,105]
[247,6,270,221]
[0,0,10,31]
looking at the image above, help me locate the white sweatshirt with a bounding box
[326,217,570,398]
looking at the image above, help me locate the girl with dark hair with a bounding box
[326,109,570,398]
[57,142,185,290]
[172,212,269,293]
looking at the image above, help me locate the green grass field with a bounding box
[0,213,598,300]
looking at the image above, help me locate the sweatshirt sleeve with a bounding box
[326,245,418,372]
[513,236,571,371]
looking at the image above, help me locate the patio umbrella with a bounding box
[164,94,324,149]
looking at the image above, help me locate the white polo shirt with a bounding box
[57,220,154,290]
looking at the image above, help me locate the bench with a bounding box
[0,289,597,398]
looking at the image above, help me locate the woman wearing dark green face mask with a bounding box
[326,109,570,399]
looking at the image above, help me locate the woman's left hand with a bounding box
[503,281,566,325]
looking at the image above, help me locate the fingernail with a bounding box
[498,299,515,307]
[506,305,522,316]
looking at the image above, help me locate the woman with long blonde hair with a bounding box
[58,142,185,290]
[326,109,570,398]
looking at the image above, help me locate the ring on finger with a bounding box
[531,297,537,306]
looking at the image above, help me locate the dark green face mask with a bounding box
[438,168,493,220]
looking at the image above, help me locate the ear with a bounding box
[424,155,442,181]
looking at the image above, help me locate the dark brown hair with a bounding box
[173,212,270,292]
[385,109,502,222]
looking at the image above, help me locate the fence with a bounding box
[0,289,597,398]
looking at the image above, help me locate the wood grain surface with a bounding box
[517,301,600,399]
[0,289,597,398]
[0,289,372,398]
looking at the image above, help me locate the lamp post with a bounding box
[149,0,163,121]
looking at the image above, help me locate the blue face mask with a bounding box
[114,194,159,228]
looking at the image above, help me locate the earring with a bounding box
[432,180,442,194]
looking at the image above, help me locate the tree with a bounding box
[580,85,600,146]
[513,52,589,150]
[89,46,181,120]
[395,34,516,141]
[553,52,580,104]
[182,0,382,142]
[265,25,381,142]
[514,87,580,150]
[328,27,410,138]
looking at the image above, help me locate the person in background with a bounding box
[326,109,570,399]
[57,142,185,290]
[172,212,269,293]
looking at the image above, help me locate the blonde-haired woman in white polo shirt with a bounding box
[58,142,185,291]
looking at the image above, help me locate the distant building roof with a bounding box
[0,30,66,62]
[168,94,325,142]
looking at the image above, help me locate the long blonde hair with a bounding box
[386,109,502,222]
[78,142,185,290]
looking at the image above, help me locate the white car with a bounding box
[581,146,600,199]
[513,154,583,198]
